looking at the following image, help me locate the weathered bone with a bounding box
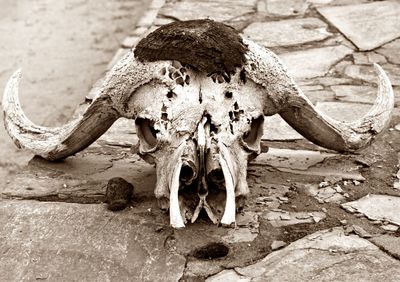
[244,39,394,152]
[169,159,185,228]
[3,52,168,160]
[206,141,224,186]
[180,139,199,185]
[218,141,237,226]
[2,19,395,229]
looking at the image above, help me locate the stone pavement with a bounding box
[1,0,400,281]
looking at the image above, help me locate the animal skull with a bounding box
[3,20,394,228]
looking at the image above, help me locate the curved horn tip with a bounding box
[3,68,22,108]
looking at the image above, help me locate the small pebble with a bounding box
[106,177,134,211]
[381,224,399,232]
[271,240,286,251]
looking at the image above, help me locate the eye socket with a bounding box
[242,115,264,152]
[135,118,159,152]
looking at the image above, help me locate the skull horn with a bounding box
[244,39,394,152]
[2,52,164,160]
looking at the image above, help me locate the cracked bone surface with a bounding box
[3,19,394,228]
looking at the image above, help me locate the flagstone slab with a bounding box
[264,0,309,16]
[342,194,400,226]
[263,115,303,141]
[281,45,353,79]
[331,85,376,104]
[210,228,400,281]
[376,39,400,65]
[255,148,336,171]
[159,0,257,22]
[316,102,372,121]
[344,64,400,86]
[317,1,400,51]
[370,235,400,259]
[0,200,186,282]
[243,18,331,47]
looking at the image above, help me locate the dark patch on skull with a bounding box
[134,19,248,78]
[240,68,247,84]
[224,91,233,99]
[166,90,176,99]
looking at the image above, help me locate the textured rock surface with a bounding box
[228,228,400,281]
[318,1,400,50]
[342,195,400,225]
[2,0,400,280]
[243,18,331,47]
[377,39,400,65]
[159,0,257,22]
[0,200,186,282]
[281,45,353,79]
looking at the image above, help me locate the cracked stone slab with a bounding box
[222,228,258,243]
[159,0,257,22]
[376,39,400,65]
[281,45,353,79]
[206,269,250,282]
[216,228,400,281]
[370,235,400,260]
[255,148,336,171]
[306,183,346,203]
[263,210,326,227]
[353,52,387,65]
[317,1,400,51]
[0,149,155,203]
[0,200,185,281]
[344,64,400,86]
[263,0,309,16]
[331,85,376,104]
[316,102,372,121]
[342,194,400,226]
[242,18,331,48]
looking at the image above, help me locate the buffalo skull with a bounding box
[3,20,394,228]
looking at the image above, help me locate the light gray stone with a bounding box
[342,194,400,225]
[232,228,400,281]
[206,269,250,282]
[263,115,303,141]
[331,85,376,104]
[271,240,287,251]
[306,184,346,203]
[376,39,400,65]
[316,102,372,121]
[370,235,400,259]
[318,1,400,50]
[264,210,326,227]
[243,18,331,47]
[264,0,309,16]
[281,45,353,79]
[344,64,400,86]
[222,228,258,243]
[159,0,258,22]
[0,200,185,282]
[353,52,387,65]
[255,148,336,171]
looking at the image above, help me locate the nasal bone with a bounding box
[197,116,209,195]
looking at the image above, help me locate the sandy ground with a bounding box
[0,0,148,163]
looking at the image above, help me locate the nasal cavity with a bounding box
[180,164,196,184]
